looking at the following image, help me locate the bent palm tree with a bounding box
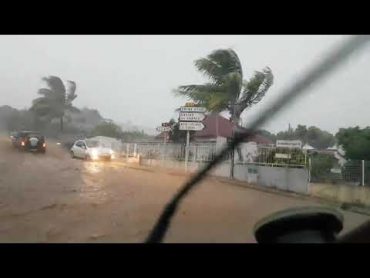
[175,49,274,177]
[31,76,78,132]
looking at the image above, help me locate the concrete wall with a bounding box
[310,183,370,206]
[140,159,231,178]
[139,158,309,194]
[254,165,308,194]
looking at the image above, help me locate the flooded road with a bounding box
[0,137,368,243]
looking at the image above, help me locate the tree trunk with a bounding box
[229,109,244,179]
[60,116,64,132]
[229,106,237,179]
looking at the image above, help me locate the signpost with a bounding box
[180,106,207,113]
[275,153,291,159]
[179,112,206,122]
[179,105,206,172]
[179,122,205,131]
[156,123,172,161]
[156,126,171,132]
[276,140,302,149]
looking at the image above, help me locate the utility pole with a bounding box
[185,130,190,172]
[362,160,365,187]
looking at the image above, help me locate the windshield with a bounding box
[85,140,100,148]
[1,35,370,243]
[28,133,41,138]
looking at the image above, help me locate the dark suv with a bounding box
[12,131,46,153]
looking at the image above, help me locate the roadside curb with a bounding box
[216,177,302,195]
[126,162,370,217]
[216,177,370,216]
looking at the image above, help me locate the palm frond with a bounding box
[175,83,222,96]
[206,91,230,112]
[37,88,55,99]
[66,80,77,103]
[31,97,53,116]
[194,58,224,83]
[238,67,274,110]
[222,71,243,101]
[207,49,243,77]
[175,83,228,111]
[194,49,243,84]
[42,76,66,100]
[175,49,273,120]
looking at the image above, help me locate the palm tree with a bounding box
[175,49,274,177]
[31,76,78,132]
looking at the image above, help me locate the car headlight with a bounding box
[91,149,99,160]
[109,149,115,159]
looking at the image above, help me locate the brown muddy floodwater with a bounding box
[0,137,368,243]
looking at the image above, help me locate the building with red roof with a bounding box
[193,114,273,145]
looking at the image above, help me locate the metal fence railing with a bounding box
[253,146,307,168]
[121,142,309,168]
[309,158,369,186]
[121,142,217,162]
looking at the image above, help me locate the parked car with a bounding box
[9,131,18,147]
[70,139,115,161]
[12,131,46,153]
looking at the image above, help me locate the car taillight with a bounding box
[43,143,46,148]
[21,141,25,146]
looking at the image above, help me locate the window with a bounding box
[76,141,85,148]
[85,140,99,148]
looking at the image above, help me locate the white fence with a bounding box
[121,142,310,194]
[122,142,307,167]
[139,158,309,194]
[309,158,369,186]
[122,142,217,162]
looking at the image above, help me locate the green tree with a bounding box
[310,153,336,182]
[295,124,308,144]
[276,130,294,140]
[336,127,370,185]
[31,76,78,132]
[175,49,273,177]
[336,126,370,160]
[91,122,123,138]
[175,49,273,125]
[276,125,334,149]
[306,126,335,149]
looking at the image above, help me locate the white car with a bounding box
[70,139,115,161]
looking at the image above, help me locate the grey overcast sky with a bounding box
[1,35,370,134]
